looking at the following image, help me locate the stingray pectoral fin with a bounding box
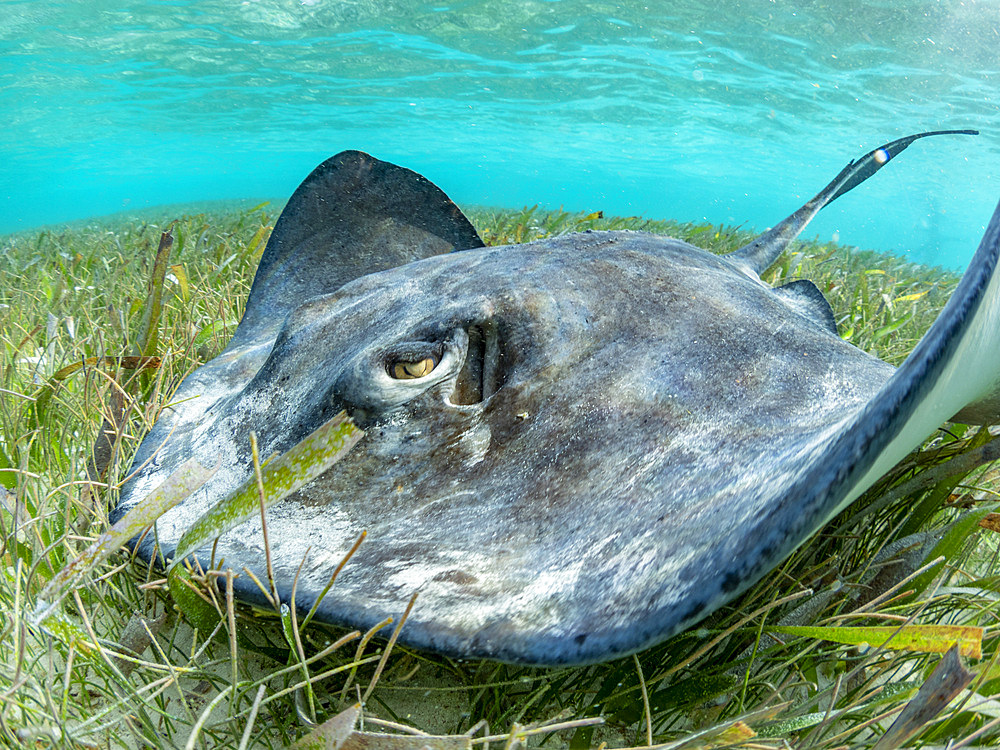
[706,199,1000,625]
[845,197,1000,483]
[729,129,979,277]
[234,151,486,347]
[827,197,1000,504]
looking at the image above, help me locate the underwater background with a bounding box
[1,0,997,268]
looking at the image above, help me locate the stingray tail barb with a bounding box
[728,129,979,277]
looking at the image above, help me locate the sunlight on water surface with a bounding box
[1,0,998,266]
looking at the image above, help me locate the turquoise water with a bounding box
[1,0,998,268]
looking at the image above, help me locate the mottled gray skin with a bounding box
[116,138,1000,665]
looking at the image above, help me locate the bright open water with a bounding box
[2,0,998,268]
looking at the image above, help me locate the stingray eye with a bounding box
[390,356,438,379]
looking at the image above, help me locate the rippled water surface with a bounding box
[2,0,998,266]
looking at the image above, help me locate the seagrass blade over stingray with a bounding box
[115,132,1000,665]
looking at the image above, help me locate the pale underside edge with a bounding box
[832,198,1000,522]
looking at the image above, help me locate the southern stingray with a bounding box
[114,129,1000,666]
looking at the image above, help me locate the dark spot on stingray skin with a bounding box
[433,569,479,585]
[681,598,706,623]
[722,571,743,593]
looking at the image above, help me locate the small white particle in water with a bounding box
[692,69,704,81]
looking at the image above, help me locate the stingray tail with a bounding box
[728,129,979,276]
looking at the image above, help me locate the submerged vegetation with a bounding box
[0,202,998,748]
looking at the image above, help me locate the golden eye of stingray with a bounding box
[391,357,437,379]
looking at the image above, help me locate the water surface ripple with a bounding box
[2,0,998,266]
